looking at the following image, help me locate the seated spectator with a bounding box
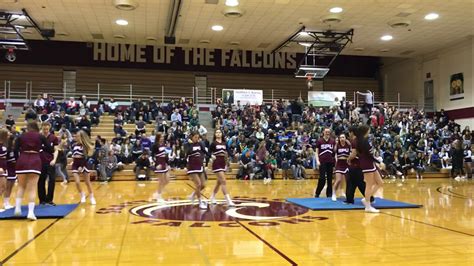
[141,133,152,152]
[33,94,45,112]
[45,95,57,113]
[131,139,143,161]
[237,146,255,180]
[119,138,133,164]
[114,114,127,136]
[98,150,118,183]
[134,152,152,180]
[108,98,119,115]
[135,116,146,136]
[66,97,78,114]
[170,108,182,124]
[79,95,90,116]
[97,97,106,115]
[90,108,101,126]
[5,114,15,130]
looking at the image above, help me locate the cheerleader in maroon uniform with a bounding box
[332,134,351,201]
[315,128,336,198]
[3,133,17,210]
[71,130,95,204]
[209,129,235,206]
[14,121,52,220]
[355,125,383,213]
[0,129,8,212]
[186,131,208,210]
[152,133,169,203]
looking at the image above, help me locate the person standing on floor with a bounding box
[71,130,96,204]
[186,131,208,210]
[38,122,59,206]
[14,122,53,220]
[332,133,351,201]
[355,125,383,213]
[152,133,170,203]
[314,128,336,198]
[209,129,235,206]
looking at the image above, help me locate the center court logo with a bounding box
[97,196,329,227]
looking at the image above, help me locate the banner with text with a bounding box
[222,89,263,105]
[308,91,346,107]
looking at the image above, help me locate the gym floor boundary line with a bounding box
[381,212,474,237]
[0,218,60,265]
[185,183,298,265]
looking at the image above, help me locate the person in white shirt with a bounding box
[34,94,45,112]
[108,98,119,114]
[170,109,182,124]
[356,90,374,113]
[198,124,208,136]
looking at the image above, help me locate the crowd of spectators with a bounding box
[211,97,472,180]
[4,93,473,182]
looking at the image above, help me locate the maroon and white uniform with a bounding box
[15,132,49,175]
[71,143,89,173]
[316,138,336,164]
[153,144,169,173]
[186,142,205,174]
[210,141,227,172]
[0,144,7,177]
[359,141,377,173]
[6,149,17,180]
[335,144,351,174]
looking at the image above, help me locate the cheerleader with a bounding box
[332,134,351,201]
[315,128,336,198]
[3,133,17,209]
[355,125,383,213]
[186,131,208,210]
[0,129,7,212]
[14,121,52,220]
[209,129,235,206]
[152,133,169,203]
[464,145,472,179]
[71,130,95,204]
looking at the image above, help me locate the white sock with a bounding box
[15,198,22,211]
[90,193,94,198]
[28,202,35,216]
[4,197,10,206]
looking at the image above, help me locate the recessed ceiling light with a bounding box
[211,25,223,31]
[298,42,313,47]
[424,13,439,20]
[114,34,126,39]
[381,35,393,41]
[298,31,309,36]
[225,0,239,7]
[200,39,210,44]
[115,19,128,26]
[329,7,343,13]
[146,37,157,41]
[56,32,69,36]
[229,41,240,46]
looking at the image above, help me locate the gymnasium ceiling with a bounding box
[1,0,474,58]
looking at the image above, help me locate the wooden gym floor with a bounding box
[0,178,473,265]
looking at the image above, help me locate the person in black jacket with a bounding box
[451,140,464,180]
[134,151,151,180]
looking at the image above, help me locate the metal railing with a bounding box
[1,80,419,110]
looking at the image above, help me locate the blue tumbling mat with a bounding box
[286,198,421,210]
[0,204,79,219]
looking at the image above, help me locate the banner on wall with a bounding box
[308,91,346,107]
[449,73,464,101]
[222,89,263,105]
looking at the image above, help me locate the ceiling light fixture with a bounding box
[424,13,439,20]
[11,14,26,19]
[225,0,239,7]
[298,42,313,47]
[380,35,393,41]
[329,7,343,13]
[115,19,129,26]
[211,25,223,31]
